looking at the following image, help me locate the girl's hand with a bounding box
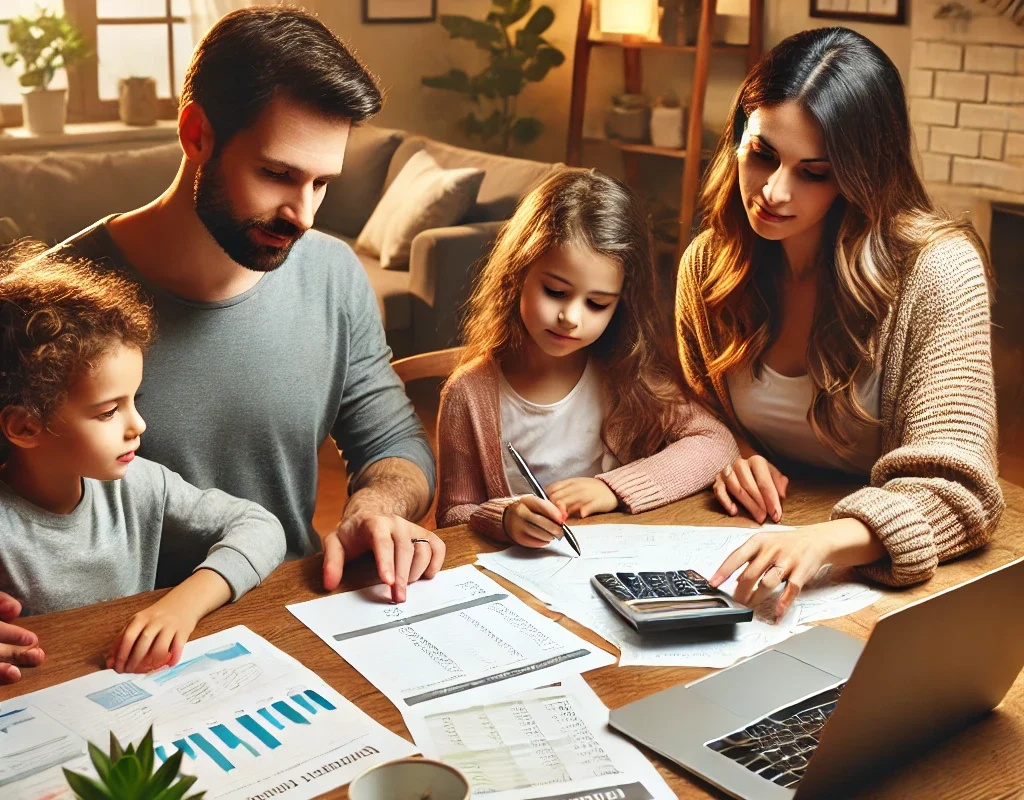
[107,594,199,674]
[503,495,567,548]
[713,455,789,524]
[547,477,618,518]
[709,519,886,620]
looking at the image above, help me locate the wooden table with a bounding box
[6,478,1024,800]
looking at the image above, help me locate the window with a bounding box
[1,0,193,127]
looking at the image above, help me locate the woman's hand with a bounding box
[107,569,232,673]
[503,496,567,548]
[709,519,887,619]
[713,455,789,524]
[547,477,618,518]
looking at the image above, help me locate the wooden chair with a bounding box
[391,347,465,384]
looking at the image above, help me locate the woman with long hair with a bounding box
[437,168,738,546]
[677,27,1003,616]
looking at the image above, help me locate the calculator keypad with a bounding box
[596,570,716,600]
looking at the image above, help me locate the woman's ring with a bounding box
[411,538,430,545]
[771,564,784,581]
[722,464,733,477]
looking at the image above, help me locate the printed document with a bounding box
[287,565,615,715]
[0,626,416,800]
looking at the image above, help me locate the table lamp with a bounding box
[598,0,659,38]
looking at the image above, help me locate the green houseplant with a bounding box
[421,0,565,154]
[0,7,90,135]
[63,726,204,800]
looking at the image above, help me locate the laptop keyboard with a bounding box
[705,683,846,788]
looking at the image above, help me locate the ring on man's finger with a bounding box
[410,538,430,546]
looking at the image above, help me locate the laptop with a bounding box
[609,555,1024,799]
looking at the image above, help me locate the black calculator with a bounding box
[591,570,753,633]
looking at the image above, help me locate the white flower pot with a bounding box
[22,88,68,135]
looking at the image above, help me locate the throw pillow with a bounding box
[355,149,484,270]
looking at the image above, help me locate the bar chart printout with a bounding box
[0,626,417,800]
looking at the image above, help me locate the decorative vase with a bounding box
[21,87,67,135]
[118,76,158,126]
[605,93,650,143]
[651,104,685,150]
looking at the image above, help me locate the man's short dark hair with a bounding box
[180,6,383,150]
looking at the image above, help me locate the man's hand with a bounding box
[322,516,445,603]
[0,592,45,684]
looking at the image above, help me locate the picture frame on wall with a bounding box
[809,0,906,25]
[362,0,437,24]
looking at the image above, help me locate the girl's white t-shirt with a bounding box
[498,359,620,495]
[727,364,883,476]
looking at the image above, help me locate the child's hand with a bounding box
[503,496,567,548]
[547,477,618,518]
[106,569,231,674]
[107,593,199,674]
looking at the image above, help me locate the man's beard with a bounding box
[193,158,304,273]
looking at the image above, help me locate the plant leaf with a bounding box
[516,30,542,56]
[136,727,155,787]
[139,750,184,800]
[62,768,114,800]
[106,755,145,797]
[496,0,532,26]
[440,14,503,49]
[109,731,124,762]
[421,68,472,94]
[511,117,544,145]
[150,774,200,800]
[523,6,555,36]
[88,741,113,783]
[524,46,565,82]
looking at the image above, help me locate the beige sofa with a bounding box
[0,125,560,356]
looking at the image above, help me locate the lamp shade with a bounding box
[598,0,658,36]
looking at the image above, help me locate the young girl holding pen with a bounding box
[437,169,739,547]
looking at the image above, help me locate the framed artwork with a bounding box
[809,0,906,25]
[362,0,437,24]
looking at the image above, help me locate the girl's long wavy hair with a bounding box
[459,168,684,463]
[697,26,989,456]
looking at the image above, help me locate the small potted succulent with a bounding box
[0,8,90,135]
[63,727,205,800]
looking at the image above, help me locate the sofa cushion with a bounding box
[383,137,559,224]
[0,143,183,244]
[315,124,404,239]
[333,233,412,332]
[355,149,484,270]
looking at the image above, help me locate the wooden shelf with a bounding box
[583,136,685,159]
[589,38,750,55]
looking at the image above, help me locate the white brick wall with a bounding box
[931,126,981,156]
[912,41,963,71]
[911,98,958,126]
[909,68,934,98]
[952,158,1024,194]
[921,152,951,183]
[1008,133,1024,162]
[964,45,1017,75]
[989,75,1024,105]
[934,71,987,102]
[981,130,1005,160]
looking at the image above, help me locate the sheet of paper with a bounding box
[477,524,880,668]
[287,564,615,715]
[0,626,416,800]
[404,674,675,800]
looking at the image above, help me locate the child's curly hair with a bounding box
[0,242,155,433]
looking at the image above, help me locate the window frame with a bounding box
[1,0,184,128]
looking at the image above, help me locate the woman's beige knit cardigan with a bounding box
[676,230,1004,586]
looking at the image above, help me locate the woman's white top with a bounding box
[498,359,620,495]
[727,364,883,476]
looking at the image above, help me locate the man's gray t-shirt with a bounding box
[60,222,435,557]
[0,457,286,616]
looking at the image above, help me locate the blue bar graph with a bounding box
[238,715,281,749]
[272,700,309,725]
[156,689,340,773]
[211,724,259,757]
[291,694,318,715]
[305,690,337,711]
[189,733,234,772]
[258,707,285,730]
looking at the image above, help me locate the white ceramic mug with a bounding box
[348,757,471,800]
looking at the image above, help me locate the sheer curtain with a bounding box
[188,0,256,43]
